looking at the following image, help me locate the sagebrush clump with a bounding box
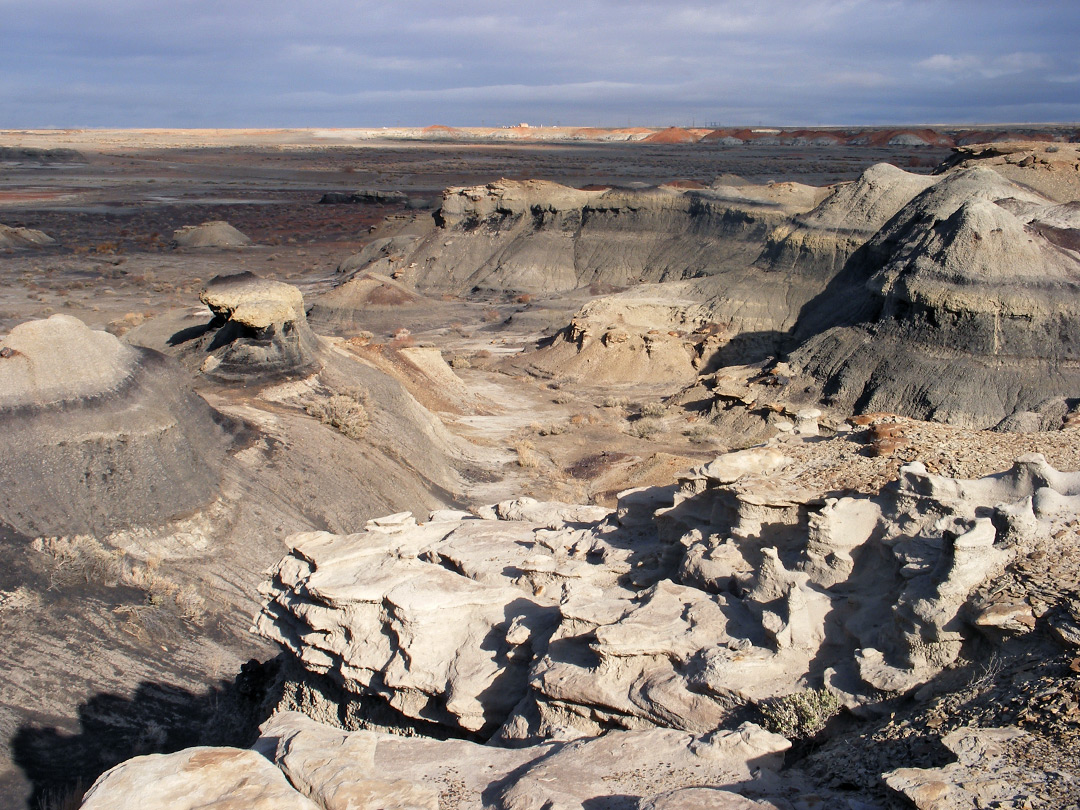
[511,439,539,468]
[305,386,370,439]
[30,537,206,624]
[758,688,841,739]
[628,418,662,439]
[684,423,716,443]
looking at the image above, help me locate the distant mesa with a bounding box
[171,220,252,248]
[318,188,409,206]
[419,124,461,139]
[178,272,321,380]
[0,145,86,165]
[0,314,232,536]
[0,223,54,250]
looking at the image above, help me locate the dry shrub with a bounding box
[535,421,571,436]
[305,387,370,439]
[122,559,206,625]
[31,535,123,589]
[34,778,91,810]
[628,418,662,439]
[514,293,533,304]
[684,424,716,443]
[640,401,666,417]
[512,439,539,468]
[389,327,415,348]
[602,396,630,408]
[482,307,501,323]
[346,331,375,347]
[552,392,574,404]
[31,537,206,624]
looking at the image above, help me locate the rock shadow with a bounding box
[11,658,280,810]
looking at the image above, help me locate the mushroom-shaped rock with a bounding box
[193,272,321,379]
[0,315,232,536]
[171,220,251,248]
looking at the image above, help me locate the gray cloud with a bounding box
[0,0,1077,127]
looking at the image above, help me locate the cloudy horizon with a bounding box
[2,0,1078,129]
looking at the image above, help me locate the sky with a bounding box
[1,0,1078,128]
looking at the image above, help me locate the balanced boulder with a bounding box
[188,272,321,380]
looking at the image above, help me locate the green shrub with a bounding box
[758,689,841,739]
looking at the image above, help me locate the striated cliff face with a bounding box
[342,178,826,297]
[515,164,941,382]
[788,162,1080,429]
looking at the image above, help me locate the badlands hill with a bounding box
[0,314,232,537]
[334,142,1080,429]
[789,161,1080,429]
[0,276,492,806]
[2,130,1080,810]
[0,224,53,250]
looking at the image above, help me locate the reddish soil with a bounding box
[0,190,74,203]
[662,179,707,189]
[642,127,700,144]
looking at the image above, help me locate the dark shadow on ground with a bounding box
[11,658,280,810]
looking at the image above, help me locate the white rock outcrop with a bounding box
[79,747,320,810]
[255,449,1074,744]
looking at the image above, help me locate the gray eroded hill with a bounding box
[0,224,54,250]
[336,179,827,298]
[516,163,940,382]
[0,315,232,537]
[171,221,252,248]
[512,146,1080,429]
[787,163,1080,429]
